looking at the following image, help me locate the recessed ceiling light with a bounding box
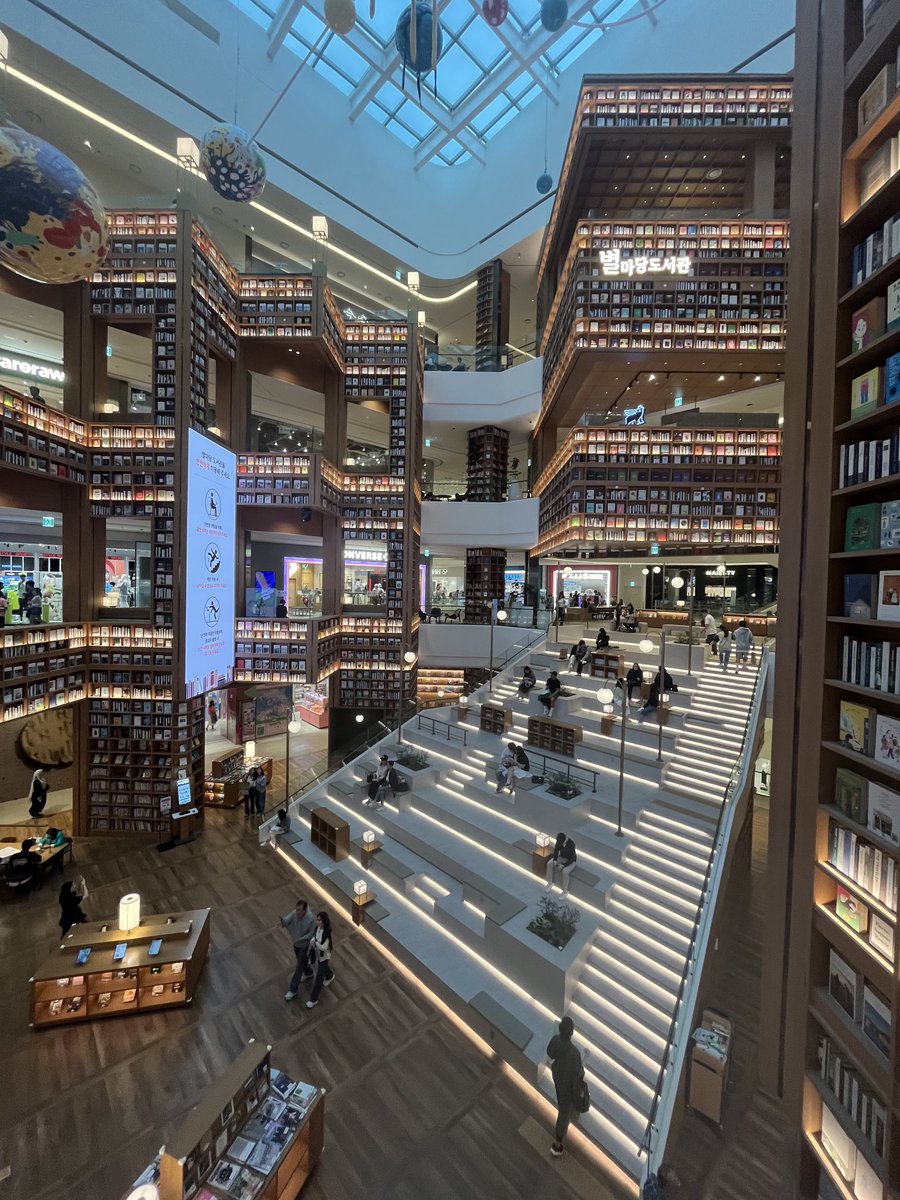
[129,163,142,174]
[336,270,345,277]
[279,241,289,249]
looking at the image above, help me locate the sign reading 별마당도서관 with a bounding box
[184,428,236,698]
[597,250,693,278]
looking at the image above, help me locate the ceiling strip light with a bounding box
[1,62,476,306]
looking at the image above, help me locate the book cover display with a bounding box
[835,767,869,823]
[888,279,900,330]
[851,297,886,350]
[844,573,878,617]
[887,351,900,403]
[835,885,869,932]
[876,569,900,619]
[869,911,896,960]
[845,502,881,550]
[850,369,883,420]
[862,983,892,1058]
[881,500,900,547]
[868,781,900,845]
[874,712,900,765]
[839,700,874,753]
[828,947,860,1019]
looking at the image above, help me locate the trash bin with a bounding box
[688,1007,732,1125]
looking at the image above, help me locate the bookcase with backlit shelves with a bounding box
[234,617,309,684]
[1,387,88,482]
[0,624,88,724]
[466,425,509,502]
[782,7,900,1198]
[464,548,507,623]
[475,260,510,372]
[237,274,314,338]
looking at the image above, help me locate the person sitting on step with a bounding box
[496,743,517,793]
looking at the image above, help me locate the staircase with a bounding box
[269,637,767,1188]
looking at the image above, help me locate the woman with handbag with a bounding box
[547,1015,588,1157]
[305,910,335,1008]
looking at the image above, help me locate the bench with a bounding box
[512,838,602,890]
[469,989,534,1051]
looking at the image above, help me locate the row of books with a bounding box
[838,417,900,484]
[832,763,900,848]
[860,133,900,204]
[848,358,900,421]
[839,632,900,693]
[827,816,898,914]
[827,948,891,1060]
[816,1032,887,1158]
[849,209,900,287]
[839,700,900,781]
[844,501,900,549]
[850,289,900,351]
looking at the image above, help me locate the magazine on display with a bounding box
[868,780,900,845]
[828,948,860,1020]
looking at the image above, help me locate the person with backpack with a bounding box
[733,619,755,673]
[496,743,517,793]
[547,1016,587,1158]
[373,760,399,810]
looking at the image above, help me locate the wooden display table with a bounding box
[589,650,623,680]
[526,716,583,758]
[637,609,691,629]
[31,907,210,1028]
[118,1040,325,1200]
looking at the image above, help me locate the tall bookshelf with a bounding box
[464,548,506,624]
[766,6,900,1199]
[474,260,510,372]
[466,425,509,502]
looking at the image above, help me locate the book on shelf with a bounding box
[849,369,882,421]
[835,884,869,932]
[876,569,900,619]
[844,502,881,550]
[857,62,895,133]
[829,947,860,1020]
[851,297,885,350]
[852,1153,883,1200]
[885,350,900,403]
[861,141,894,203]
[874,711,900,765]
[869,911,895,959]
[820,1102,856,1182]
[843,573,878,617]
[861,982,891,1058]
[839,699,875,754]
[835,767,870,823]
[867,780,900,845]
[879,499,900,546]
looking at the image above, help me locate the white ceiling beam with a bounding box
[267,0,303,58]
[465,0,558,101]
[414,0,642,165]
[639,0,660,26]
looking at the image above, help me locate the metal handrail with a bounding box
[415,714,468,745]
[640,646,770,1175]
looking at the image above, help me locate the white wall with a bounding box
[421,498,539,551]
[418,622,532,667]
[424,358,542,426]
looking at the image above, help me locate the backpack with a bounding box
[642,1176,664,1200]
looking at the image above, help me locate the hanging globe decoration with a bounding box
[395,1,444,101]
[324,0,356,34]
[536,172,553,194]
[540,0,568,31]
[482,0,509,26]
[0,124,108,285]
[200,124,267,203]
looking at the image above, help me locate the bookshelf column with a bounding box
[467,425,509,501]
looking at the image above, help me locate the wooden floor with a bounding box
[666,795,800,1199]
[1,809,625,1200]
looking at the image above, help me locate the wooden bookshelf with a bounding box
[464,548,507,623]
[526,716,583,757]
[234,617,309,684]
[767,8,900,1198]
[466,425,509,502]
[480,703,513,736]
[417,666,464,709]
[533,423,781,554]
[118,1040,324,1200]
[310,807,350,861]
[475,260,510,372]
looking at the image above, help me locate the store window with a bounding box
[343,546,388,607]
[0,552,63,624]
[284,557,323,615]
[103,540,152,609]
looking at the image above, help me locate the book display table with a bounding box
[118,1040,324,1200]
[30,908,210,1028]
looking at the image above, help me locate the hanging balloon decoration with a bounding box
[0,123,108,284]
[536,173,553,194]
[535,65,554,196]
[395,0,443,101]
[200,124,267,203]
[540,0,568,31]
[482,0,508,26]
[324,0,356,34]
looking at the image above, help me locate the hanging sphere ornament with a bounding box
[482,0,508,26]
[536,172,553,194]
[200,123,267,203]
[395,0,444,100]
[0,124,108,284]
[324,0,356,34]
[540,0,568,31]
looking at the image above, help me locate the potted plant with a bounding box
[545,770,582,800]
[388,744,430,771]
[527,893,581,950]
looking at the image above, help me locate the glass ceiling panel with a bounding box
[245,0,664,164]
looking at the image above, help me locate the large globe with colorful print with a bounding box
[0,125,108,285]
[200,123,267,203]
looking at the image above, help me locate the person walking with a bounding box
[547,1016,585,1158]
[701,609,718,651]
[733,619,754,673]
[254,766,268,815]
[282,898,316,1000]
[546,832,577,895]
[28,768,49,818]
[206,698,218,730]
[59,877,89,936]
[717,624,733,671]
[306,910,335,1008]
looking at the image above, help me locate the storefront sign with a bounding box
[0,351,65,384]
[184,429,236,699]
[344,546,387,563]
[599,250,693,278]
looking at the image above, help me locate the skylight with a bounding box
[248,0,654,166]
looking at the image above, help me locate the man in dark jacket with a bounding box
[547,1016,584,1157]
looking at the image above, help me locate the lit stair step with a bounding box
[628,827,710,868]
[589,942,680,1003]
[578,961,672,1036]
[619,855,704,902]
[639,810,715,844]
[612,866,699,916]
[570,992,667,1068]
[626,843,706,885]
[607,899,692,954]
[601,910,688,969]
[611,884,697,935]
